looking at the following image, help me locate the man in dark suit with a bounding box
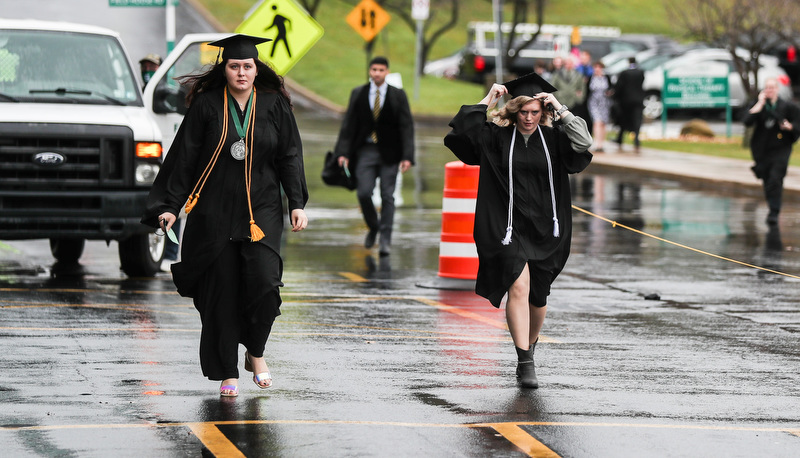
[744,77,800,225]
[613,57,645,152]
[335,56,415,255]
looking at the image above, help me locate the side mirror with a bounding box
[153,84,187,115]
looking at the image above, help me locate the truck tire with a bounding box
[49,238,85,263]
[118,233,165,277]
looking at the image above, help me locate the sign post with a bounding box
[411,0,429,100]
[662,71,731,137]
[236,0,324,75]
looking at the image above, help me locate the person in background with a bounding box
[139,53,162,89]
[141,34,308,397]
[612,57,645,152]
[576,50,593,79]
[549,55,585,123]
[334,56,415,256]
[533,59,551,81]
[443,73,593,389]
[744,77,800,226]
[586,61,613,152]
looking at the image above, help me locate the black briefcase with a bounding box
[321,151,356,190]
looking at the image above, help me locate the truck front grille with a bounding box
[0,123,132,188]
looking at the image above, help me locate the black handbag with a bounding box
[321,150,356,190]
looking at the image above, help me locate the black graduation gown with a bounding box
[744,98,800,176]
[444,104,592,307]
[142,88,308,300]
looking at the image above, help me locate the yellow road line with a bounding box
[4,419,799,434]
[485,423,560,457]
[338,271,368,282]
[4,419,798,458]
[187,423,245,458]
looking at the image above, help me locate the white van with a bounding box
[0,19,168,275]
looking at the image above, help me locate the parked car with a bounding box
[455,22,657,84]
[423,48,465,79]
[640,48,793,120]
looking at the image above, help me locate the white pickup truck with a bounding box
[0,18,225,277]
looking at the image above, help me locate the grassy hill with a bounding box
[196,0,674,116]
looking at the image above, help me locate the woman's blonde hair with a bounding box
[491,96,553,127]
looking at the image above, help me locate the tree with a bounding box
[380,0,460,69]
[665,0,800,100]
[501,0,547,73]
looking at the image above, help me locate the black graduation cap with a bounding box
[208,34,272,61]
[503,72,558,97]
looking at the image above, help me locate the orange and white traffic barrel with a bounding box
[438,161,480,280]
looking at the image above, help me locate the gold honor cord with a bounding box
[572,205,800,280]
[184,88,230,214]
[244,88,264,242]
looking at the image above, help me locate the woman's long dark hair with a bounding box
[179,58,291,107]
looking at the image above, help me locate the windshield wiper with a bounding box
[29,87,126,106]
[0,92,21,102]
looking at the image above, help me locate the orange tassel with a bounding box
[249,219,264,242]
[184,194,198,214]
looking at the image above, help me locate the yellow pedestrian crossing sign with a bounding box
[235,0,324,75]
[346,0,391,42]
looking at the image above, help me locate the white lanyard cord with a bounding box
[539,126,560,238]
[501,127,560,246]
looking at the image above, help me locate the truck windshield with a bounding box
[0,29,141,106]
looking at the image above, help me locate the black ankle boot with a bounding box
[515,340,539,389]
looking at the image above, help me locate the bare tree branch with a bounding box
[380,0,460,68]
[665,0,800,99]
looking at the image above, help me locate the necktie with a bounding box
[371,89,381,143]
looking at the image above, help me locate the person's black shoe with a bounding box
[515,341,539,389]
[364,228,378,248]
[379,240,391,256]
[516,361,539,389]
[766,211,779,226]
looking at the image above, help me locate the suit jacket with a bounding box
[744,97,800,168]
[334,83,415,165]
[614,67,645,106]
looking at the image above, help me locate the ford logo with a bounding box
[33,152,66,167]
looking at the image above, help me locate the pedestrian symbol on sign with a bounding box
[265,5,292,58]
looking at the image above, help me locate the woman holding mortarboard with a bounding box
[141,34,308,397]
[444,72,592,388]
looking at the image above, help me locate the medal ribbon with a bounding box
[227,88,253,141]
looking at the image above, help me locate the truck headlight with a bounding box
[135,163,160,185]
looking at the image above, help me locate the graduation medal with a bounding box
[231,138,246,160]
[227,89,254,161]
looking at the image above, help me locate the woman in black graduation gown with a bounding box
[444,73,592,388]
[141,35,309,397]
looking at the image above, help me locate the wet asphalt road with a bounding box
[4,3,800,455]
[2,107,800,456]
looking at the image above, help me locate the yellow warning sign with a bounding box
[346,0,391,42]
[235,0,324,75]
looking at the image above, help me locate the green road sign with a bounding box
[663,75,729,109]
[662,71,732,137]
[236,0,324,76]
[109,0,167,6]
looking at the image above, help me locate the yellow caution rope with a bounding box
[571,205,800,280]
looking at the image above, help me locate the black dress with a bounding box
[444,105,592,307]
[142,87,308,379]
